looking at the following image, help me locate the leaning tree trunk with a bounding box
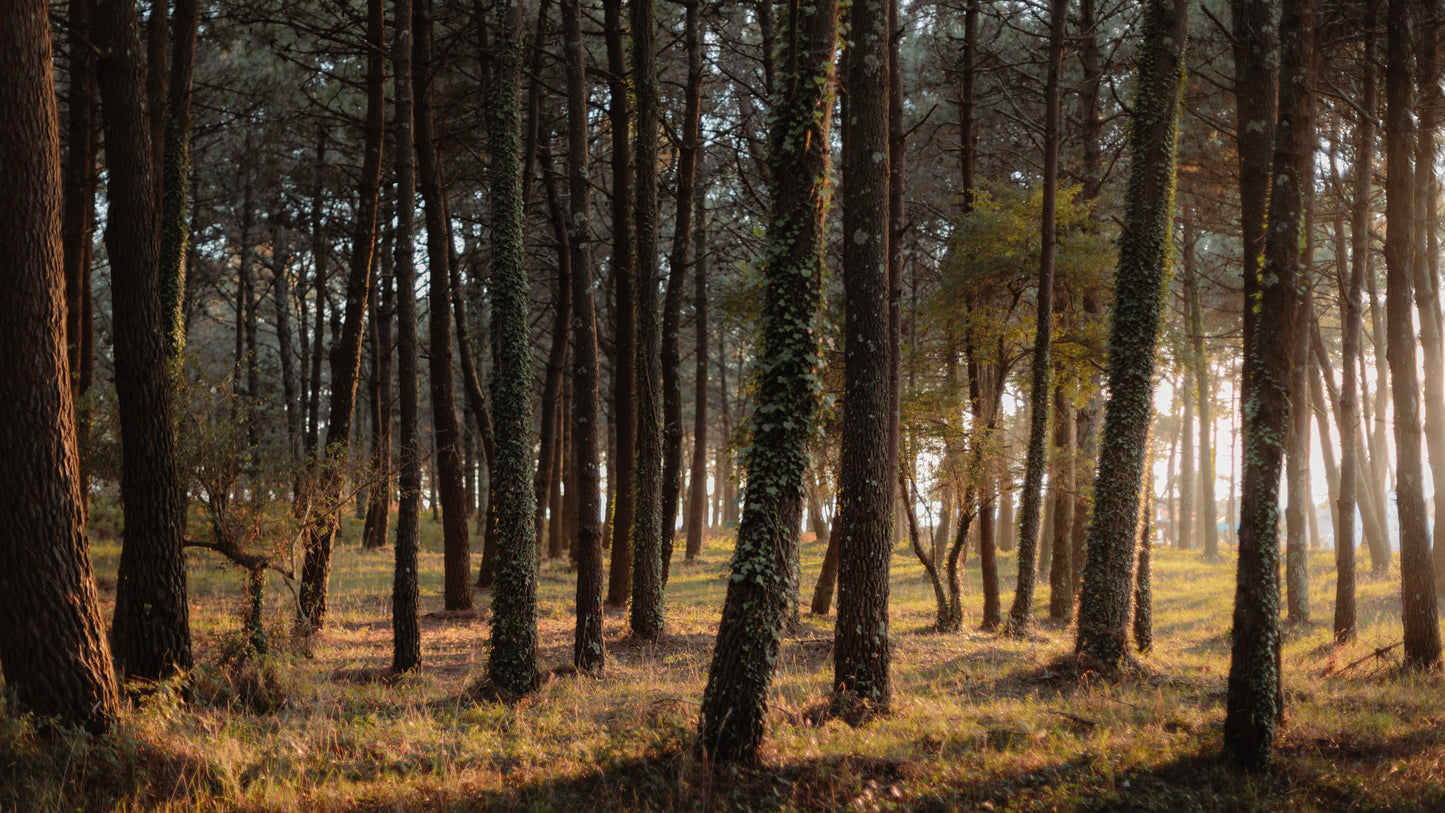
[1073,0,1188,669]
[1006,0,1067,634]
[697,0,837,763]
[297,0,386,630]
[1224,0,1314,771]
[1382,0,1441,670]
[0,0,121,730]
[95,0,193,683]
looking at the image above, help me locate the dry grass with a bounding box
[4,500,1445,811]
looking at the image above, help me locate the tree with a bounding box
[487,1,540,696]
[298,0,388,631]
[697,0,838,762]
[158,0,199,354]
[1073,0,1189,669]
[833,0,893,705]
[1382,0,1440,670]
[1005,0,1068,634]
[1224,0,1314,770]
[564,0,604,672]
[96,0,193,683]
[392,0,422,674]
[414,0,471,612]
[0,0,121,731]
[630,0,666,640]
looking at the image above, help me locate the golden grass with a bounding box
[4,502,1445,812]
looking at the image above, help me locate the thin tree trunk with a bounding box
[684,167,710,562]
[157,0,197,354]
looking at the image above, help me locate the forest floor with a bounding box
[4,499,1445,811]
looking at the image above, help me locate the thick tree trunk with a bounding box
[698,0,836,761]
[834,0,892,706]
[1074,0,1188,668]
[96,0,193,683]
[1048,378,1076,620]
[486,3,539,695]
[1232,0,1278,408]
[1224,0,1314,770]
[0,0,121,729]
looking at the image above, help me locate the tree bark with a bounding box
[629,0,665,640]
[698,0,836,761]
[685,165,710,563]
[0,0,121,729]
[486,2,539,695]
[1383,0,1441,669]
[1224,0,1314,770]
[834,0,892,706]
[96,0,193,683]
[1074,0,1188,669]
[157,0,198,355]
[1006,0,1067,634]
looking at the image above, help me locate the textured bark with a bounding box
[299,0,387,629]
[1074,0,1187,668]
[1183,207,1218,556]
[834,0,892,706]
[1383,0,1441,670]
[697,0,836,761]
[487,4,539,695]
[604,0,635,608]
[533,154,572,558]
[392,0,422,674]
[661,0,704,585]
[810,523,841,615]
[1048,379,1076,620]
[1224,0,1313,771]
[629,0,666,640]
[96,0,193,683]
[413,0,471,611]
[1006,0,1067,634]
[1133,471,1153,653]
[1232,0,1278,412]
[0,0,121,729]
[1179,368,1195,550]
[157,0,198,355]
[563,0,603,671]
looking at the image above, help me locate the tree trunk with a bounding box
[486,2,539,695]
[1383,0,1441,669]
[685,165,710,562]
[564,0,604,671]
[1074,0,1188,668]
[0,0,121,729]
[1048,378,1075,620]
[604,0,635,608]
[364,181,395,551]
[533,143,572,559]
[96,0,193,683]
[661,0,704,586]
[298,0,386,629]
[1006,0,1067,634]
[628,0,665,640]
[1232,0,1278,408]
[698,0,836,761]
[63,0,98,504]
[157,0,197,354]
[1224,0,1313,770]
[413,0,471,611]
[1286,286,1312,624]
[834,0,892,706]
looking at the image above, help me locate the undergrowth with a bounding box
[3,503,1443,811]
